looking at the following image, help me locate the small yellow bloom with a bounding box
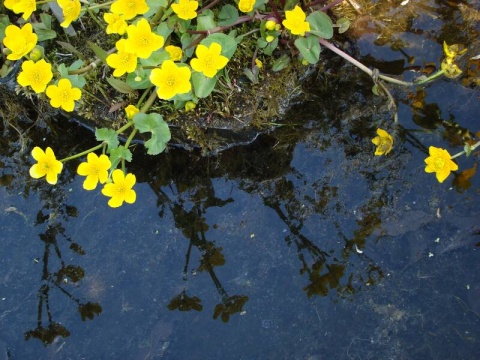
[265,35,274,43]
[441,57,463,79]
[165,45,183,61]
[171,0,198,20]
[77,153,111,190]
[2,23,37,61]
[103,12,128,35]
[125,104,140,119]
[282,5,310,36]
[29,147,63,185]
[238,0,255,13]
[106,39,138,77]
[150,60,192,100]
[190,42,229,78]
[185,100,196,111]
[46,78,82,112]
[57,0,81,28]
[255,58,263,69]
[124,18,164,59]
[424,146,458,183]
[17,59,53,94]
[371,128,393,156]
[4,0,36,20]
[443,41,467,60]
[101,169,136,208]
[265,20,277,31]
[110,0,149,20]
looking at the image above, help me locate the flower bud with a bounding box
[265,20,277,31]
[125,104,140,119]
[185,101,196,112]
[29,46,44,62]
[266,35,275,43]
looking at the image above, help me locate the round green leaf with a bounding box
[192,72,217,98]
[294,35,321,64]
[306,11,333,39]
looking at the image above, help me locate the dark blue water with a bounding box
[1,1,480,359]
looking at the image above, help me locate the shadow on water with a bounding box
[1,1,480,359]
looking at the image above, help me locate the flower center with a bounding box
[166,75,176,87]
[434,157,446,170]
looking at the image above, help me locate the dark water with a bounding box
[1,1,480,359]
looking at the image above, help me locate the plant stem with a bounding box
[318,38,442,87]
[451,140,480,159]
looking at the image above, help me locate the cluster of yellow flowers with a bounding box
[30,147,136,208]
[2,23,82,112]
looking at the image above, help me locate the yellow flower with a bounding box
[17,59,53,93]
[29,147,63,185]
[101,169,136,208]
[165,45,183,61]
[171,0,198,20]
[424,146,458,183]
[106,39,138,77]
[238,0,255,13]
[124,18,164,59]
[46,78,82,112]
[77,153,111,190]
[2,23,37,61]
[282,5,310,36]
[441,57,463,79]
[443,41,467,60]
[57,0,81,28]
[190,42,229,78]
[4,0,36,20]
[150,60,192,100]
[255,58,263,69]
[103,12,128,35]
[371,128,393,156]
[125,104,140,119]
[110,0,149,20]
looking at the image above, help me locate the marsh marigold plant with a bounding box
[372,128,394,156]
[17,59,53,94]
[2,23,37,60]
[29,147,63,185]
[150,60,192,100]
[4,0,36,20]
[282,5,310,36]
[171,0,198,20]
[77,153,112,190]
[190,43,229,78]
[46,78,82,112]
[424,146,459,183]
[101,169,137,208]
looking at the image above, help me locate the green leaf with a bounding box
[57,63,86,89]
[39,13,52,30]
[336,18,351,34]
[107,76,136,94]
[133,113,171,155]
[155,21,173,40]
[56,41,84,59]
[464,143,472,157]
[306,11,333,39]
[95,128,119,152]
[33,28,57,42]
[192,72,217,98]
[109,146,133,169]
[197,10,216,31]
[263,37,279,56]
[201,33,237,59]
[139,49,169,67]
[0,15,10,41]
[218,5,239,27]
[272,54,291,72]
[87,41,108,64]
[295,35,321,64]
[126,70,153,90]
